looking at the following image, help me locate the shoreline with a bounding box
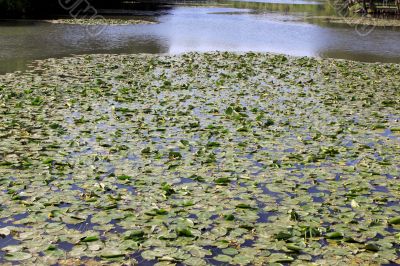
[307,15,400,27]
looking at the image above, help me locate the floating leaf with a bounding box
[286,243,303,252]
[101,250,126,259]
[236,203,254,209]
[224,214,235,221]
[0,227,11,237]
[365,243,380,252]
[213,254,232,263]
[388,216,400,225]
[176,228,194,237]
[117,175,132,180]
[326,232,344,239]
[141,147,151,154]
[80,235,99,242]
[5,252,32,261]
[350,199,360,208]
[215,177,230,185]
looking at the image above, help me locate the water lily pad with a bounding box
[5,252,32,261]
[0,227,11,237]
[326,232,344,239]
[214,254,233,263]
[388,216,400,225]
[101,250,126,258]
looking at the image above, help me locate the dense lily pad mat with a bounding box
[0,52,399,265]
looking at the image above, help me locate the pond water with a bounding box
[0,1,400,74]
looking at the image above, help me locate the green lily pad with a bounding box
[5,252,32,261]
[214,254,233,263]
[388,216,400,225]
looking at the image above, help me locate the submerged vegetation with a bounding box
[0,52,399,264]
[46,18,157,26]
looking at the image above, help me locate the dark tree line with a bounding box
[1,0,63,17]
[0,0,166,18]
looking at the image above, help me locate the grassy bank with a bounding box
[0,52,399,265]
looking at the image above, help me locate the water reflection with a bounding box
[0,4,399,74]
